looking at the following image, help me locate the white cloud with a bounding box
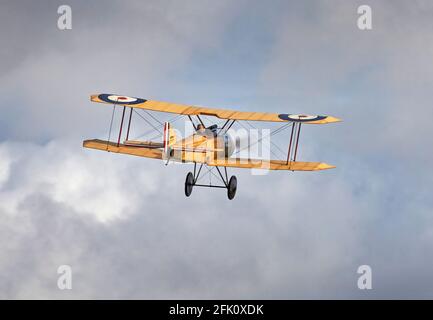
[0,139,371,298]
[0,140,162,223]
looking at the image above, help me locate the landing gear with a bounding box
[184,164,238,199]
[227,175,237,200]
[185,172,194,197]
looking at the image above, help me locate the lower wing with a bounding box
[206,158,335,171]
[83,139,334,171]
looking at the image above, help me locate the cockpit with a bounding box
[196,124,218,137]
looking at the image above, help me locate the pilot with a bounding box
[197,123,206,133]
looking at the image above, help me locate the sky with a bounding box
[1,0,433,299]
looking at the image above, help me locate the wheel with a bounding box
[227,175,237,200]
[185,172,194,197]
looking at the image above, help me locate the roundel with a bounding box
[278,114,327,122]
[98,94,146,105]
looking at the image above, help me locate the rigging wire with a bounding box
[232,122,293,156]
[133,109,162,134]
[143,110,164,125]
[132,112,183,141]
[237,121,281,159]
[106,105,294,164]
[244,120,288,158]
[196,165,225,185]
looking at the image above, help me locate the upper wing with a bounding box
[90,93,341,124]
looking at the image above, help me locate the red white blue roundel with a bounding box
[278,114,327,122]
[98,94,146,105]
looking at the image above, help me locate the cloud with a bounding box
[257,0,433,163]
[0,139,364,298]
[0,0,244,142]
[1,137,431,299]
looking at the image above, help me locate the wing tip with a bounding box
[306,116,342,124]
[325,116,342,123]
[83,139,101,148]
[317,163,336,170]
[90,94,100,102]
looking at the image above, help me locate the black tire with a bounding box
[227,175,237,200]
[185,172,194,197]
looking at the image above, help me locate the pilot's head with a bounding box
[197,124,205,131]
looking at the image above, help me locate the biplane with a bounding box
[83,94,341,199]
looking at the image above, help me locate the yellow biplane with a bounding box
[83,94,341,199]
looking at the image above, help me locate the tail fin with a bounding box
[163,122,177,154]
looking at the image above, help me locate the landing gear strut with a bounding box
[184,164,237,200]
